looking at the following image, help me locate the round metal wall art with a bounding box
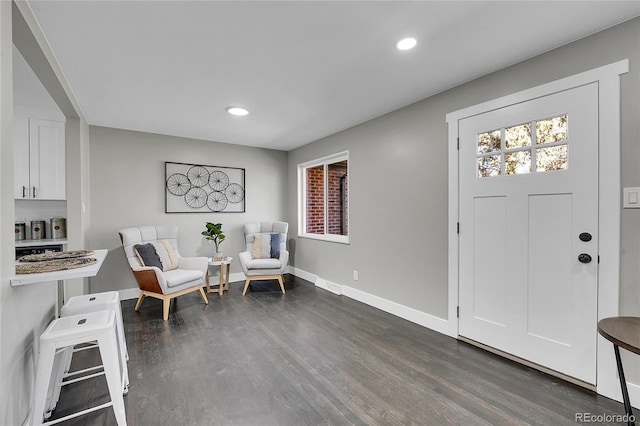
[166,173,190,196]
[207,191,228,212]
[209,170,230,191]
[165,162,245,213]
[187,166,209,187]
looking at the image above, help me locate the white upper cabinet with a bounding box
[14,117,66,200]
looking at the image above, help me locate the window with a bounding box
[477,114,568,178]
[298,151,349,243]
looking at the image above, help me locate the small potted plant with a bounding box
[202,222,226,259]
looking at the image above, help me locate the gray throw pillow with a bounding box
[134,243,163,269]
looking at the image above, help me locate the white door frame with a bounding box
[446,60,629,404]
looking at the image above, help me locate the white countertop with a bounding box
[10,249,108,286]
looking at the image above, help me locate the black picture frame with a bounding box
[165,161,245,213]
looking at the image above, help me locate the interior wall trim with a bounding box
[289,267,453,338]
[340,285,452,337]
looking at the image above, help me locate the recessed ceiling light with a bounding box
[226,106,249,116]
[396,37,417,51]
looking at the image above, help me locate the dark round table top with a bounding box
[598,317,640,356]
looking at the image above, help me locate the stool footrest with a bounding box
[42,401,113,426]
[64,364,103,379]
[73,343,99,353]
[62,370,105,386]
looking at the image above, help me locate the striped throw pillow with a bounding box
[252,233,281,259]
[134,240,179,271]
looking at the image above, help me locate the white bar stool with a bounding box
[31,310,127,426]
[46,292,129,415]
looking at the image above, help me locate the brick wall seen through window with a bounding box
[302,157,348,239]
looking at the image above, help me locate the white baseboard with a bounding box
[341,285,452,337]
[315,278,343,295]
[229,272,245,284]
[118,287,140,301]
[288,267,453,338]
[288,266,315,283]
[288,267,342,295]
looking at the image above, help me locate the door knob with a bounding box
[579,232,592,242]
[578,253,592,264]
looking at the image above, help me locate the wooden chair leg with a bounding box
[197,286,209,304]
[163,297,171,321]
[277,275,285,294]
[242,278,251,295]
[134,293,145,311]
[205,273,211,293]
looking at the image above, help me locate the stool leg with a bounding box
[97,327,127,426]
[46,347,73,414]
[30,341,57,426]
[113,306,130,392]
[117,333,129,395]
[114,304,129,362]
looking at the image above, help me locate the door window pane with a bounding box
[506,151,532,175]
[477,130,501,154]
[505,123,531,149]
[536,145,568,172]
[536,115,567,145]
[478,155,501,177]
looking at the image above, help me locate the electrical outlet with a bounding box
[353,270,358,281]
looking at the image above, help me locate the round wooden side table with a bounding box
[206,257,233,295]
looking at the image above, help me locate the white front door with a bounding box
[458,83,598,384]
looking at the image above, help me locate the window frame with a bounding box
[297,150,350,244]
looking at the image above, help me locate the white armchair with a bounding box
[239,221,289,295]
[118,225,209,320]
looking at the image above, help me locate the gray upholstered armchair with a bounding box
[238,221,289,295]
[118,225,209,320]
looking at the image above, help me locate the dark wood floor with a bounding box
[48,275,628,425]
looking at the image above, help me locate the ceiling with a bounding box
[17,1,640,151]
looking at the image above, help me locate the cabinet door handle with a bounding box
[32,186,36,198]
[22,186,26,198]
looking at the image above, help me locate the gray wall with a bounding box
[1,3,91,425]
[88,126,288,294]
[288,98,450,317]
[288,18,640,334]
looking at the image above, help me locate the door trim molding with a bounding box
[446,59,629,403]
